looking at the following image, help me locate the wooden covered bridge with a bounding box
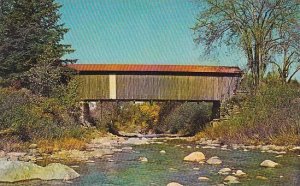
[68,64,242,119]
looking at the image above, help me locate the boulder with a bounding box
[183,152,205,162]
[160,150,166,154]
[167,182,183,186]
[50,150,89,161]
[122,146,133,150]
[202,146,216,149]
[235,170,246,177]
[19,155,37,162]
[123,138,149,145]
[218,168,231,175]
[139,157,148,162]
[6,152,26,161]
[112,148,123,152]
[51,149,113,161]
[224,175,239,184]
[256,175,268,180]
[89,149,113,158]
[198,176,210,181]
[0,160,79,182]
[0,150,5,158]
[206,156,222,165]
[292,146,300,151]
[260,160,279,168]
[29,144,38,149]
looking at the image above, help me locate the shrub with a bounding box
[197,81,300,145]
[0,80,81,142]
[113,102,160,134]
[157,102,212,135]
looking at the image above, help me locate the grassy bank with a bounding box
[196,80,300,146]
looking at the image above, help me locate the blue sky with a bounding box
[57,0,246,68]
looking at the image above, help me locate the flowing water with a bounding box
[3,139,300,186]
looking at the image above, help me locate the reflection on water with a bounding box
[1,139,300,186]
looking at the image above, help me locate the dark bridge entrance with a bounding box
[68,64,242,120]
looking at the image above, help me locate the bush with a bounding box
[197,81,300,145]
[156,102,212,135]
[113,102,160,134]
[0,81,81,141]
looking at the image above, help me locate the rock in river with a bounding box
[256,175,268,180]
[167,182,183,186]
[218,168,231,175]
[224,175,239,184]
[123,138,149,145]
[235,170,246,177]
[160,150,166,154]
[183,152,205,162]
[139,157,148,162]
[260,160,279,168]
[0,160,80,183]
[206,156,222,165]
[198,176,210,181]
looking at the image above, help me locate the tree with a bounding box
[193,0,299,88]
[0,0,73,78]
[269,25,300,83]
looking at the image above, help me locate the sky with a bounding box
[56,0,246,68]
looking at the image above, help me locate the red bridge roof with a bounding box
[68,64,242,74]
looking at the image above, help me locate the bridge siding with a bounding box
[79,75,110,100]
[77,74,239,101]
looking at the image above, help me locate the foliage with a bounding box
[193,0,300,87]
[0,0,73,78]
[197,80,300,145]
[113,102,160,134]
[0,86,81,142]
[90,102,118,131]
[22,62,63,96]
[0,0,85,149]
[156,102,212,135]
[90,101,212,135]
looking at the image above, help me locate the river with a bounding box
[4,139,300,186]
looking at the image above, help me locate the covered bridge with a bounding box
[68,64,242,119]
[68,64,242,101]
[69,64,242,118]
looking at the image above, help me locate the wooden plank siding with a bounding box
[77,75,110,100]
[76,73,240,101]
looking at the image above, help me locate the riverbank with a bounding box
[0,133,142,163]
